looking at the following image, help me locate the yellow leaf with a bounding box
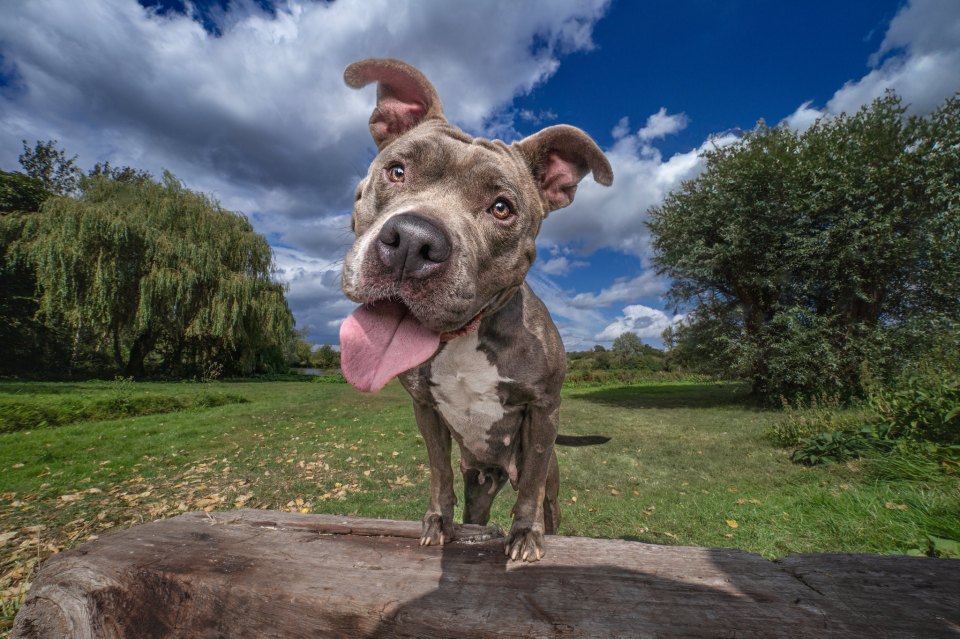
[610,489,621,496]
[726,519,739,528]
[570,495,578,503]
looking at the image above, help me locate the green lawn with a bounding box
[2,378,958,631]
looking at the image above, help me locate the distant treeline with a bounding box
[566,331,666,372]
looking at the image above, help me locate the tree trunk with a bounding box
[124,331,154,378]
[12,511,960,638]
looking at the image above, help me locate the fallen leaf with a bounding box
[59,493,84,502]
[610,489,621,496]
[570,495,578,503]
[0,531,18,544]
[726,519,739,528]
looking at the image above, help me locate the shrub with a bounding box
[790,429,877,466]
[768,394,874,447]
[867,337,960,444]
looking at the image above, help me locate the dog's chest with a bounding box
[428,333,513,455]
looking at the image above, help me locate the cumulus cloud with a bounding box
[0,0,610,345]
[538,111,737,259]
[637,107,690,141]
[595,304,684,342]
[567,271,668,309]
[783,0,960,128]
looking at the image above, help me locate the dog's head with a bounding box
[340,58,612,392]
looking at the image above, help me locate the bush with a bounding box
[868,350,960,444]
[790,429,877,466]
[769,394,873,447]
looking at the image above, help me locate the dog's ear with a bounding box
[515,125,613,215]
[344,58,446,149]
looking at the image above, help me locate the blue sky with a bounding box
[2,0,958,350]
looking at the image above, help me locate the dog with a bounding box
[339,59,612,562]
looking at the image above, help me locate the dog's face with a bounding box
[339,59,611,392]
[343,120,545,333]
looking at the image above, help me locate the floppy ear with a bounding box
[514,125,613,215]
[344,58,446,149]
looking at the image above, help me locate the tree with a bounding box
[312,344,340,369]
[649,92,960,401]
[1,170,49,213]
[12,171,294,377]
[18,140,82,196]
[612,332,644,356]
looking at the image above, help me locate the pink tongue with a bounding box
[339,300,441,393]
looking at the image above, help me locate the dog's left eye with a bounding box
[488,199,513,220]
[386,164,406,183]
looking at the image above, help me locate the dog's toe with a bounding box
[420,513,452,546]
[505,525,545,562]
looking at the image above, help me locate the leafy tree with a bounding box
[285,328,314,366]
[11,171,294,377]
[612,332,644,356]
[87,161,153,185]
[18,140,82,196]
[0,172,60,374]
[649,92,960,401]
[312,344,340,369]
[1,170,49,213]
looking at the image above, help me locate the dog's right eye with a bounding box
[386,164,406,183]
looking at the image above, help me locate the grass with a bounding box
[1,378,958,632]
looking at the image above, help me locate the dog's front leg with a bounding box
[413,401,456,546]
[506,403,559,562]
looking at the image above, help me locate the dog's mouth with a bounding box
[339,299,483,393]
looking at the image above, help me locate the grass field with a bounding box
[2,378,958,631]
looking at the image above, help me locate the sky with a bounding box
[1,0,959,351]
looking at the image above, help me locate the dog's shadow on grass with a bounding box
[569,382,754,410]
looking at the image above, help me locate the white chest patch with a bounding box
[429,332,511,455]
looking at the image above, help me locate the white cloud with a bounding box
[567,271,668,308]
[784,0,960,128]
[782,100,824,132]
[637,107,690,141]
[595,304,684,342]
[537,255,588,276]
[0,0,610,346]
[539,118,738,259]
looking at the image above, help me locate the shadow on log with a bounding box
[11,510,960,638]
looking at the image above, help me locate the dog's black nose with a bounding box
[376,213,451,280]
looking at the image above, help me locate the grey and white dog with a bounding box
[340,59,612,562]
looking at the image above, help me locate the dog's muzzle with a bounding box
[376,213,450,281]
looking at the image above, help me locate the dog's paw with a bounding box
[420,513,453,546]
[504,524,546,562]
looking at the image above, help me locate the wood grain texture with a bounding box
[12,510,960,638]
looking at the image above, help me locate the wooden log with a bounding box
[11,510,960,638]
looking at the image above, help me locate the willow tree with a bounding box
[14,172,294,377]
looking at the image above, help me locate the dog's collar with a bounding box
[439,311,484,342]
